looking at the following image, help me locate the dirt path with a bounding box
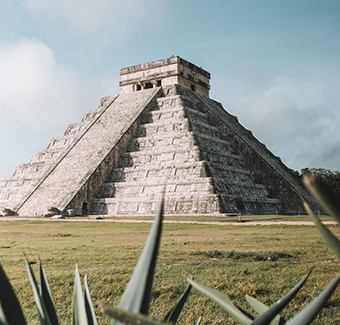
[0,217,337,226]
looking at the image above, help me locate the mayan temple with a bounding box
[0,56,320,216]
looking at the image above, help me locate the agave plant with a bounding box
[99,197,193,325]
[0,257,98,325]
[185,172,340,324]
[0,197,192,325]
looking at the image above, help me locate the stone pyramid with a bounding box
[0,56,320,216]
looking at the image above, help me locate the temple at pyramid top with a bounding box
[119,56,211,96]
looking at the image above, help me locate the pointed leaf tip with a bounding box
[25,258,52,325]
[39,262,59,325]
[84,275,98,325]
[186,278,252,325]
[103,306,171,325]
[164,284,192,323]
[304,201,340,258]
[116,199,164,317]
[72,264,88,325]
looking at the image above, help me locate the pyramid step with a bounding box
[156,94,204,112]
[189,120,221,138]
[212,177,267,190]
[96,178,214,199]
[127,132,232,155]
[90,192,282,216]
[137,120,190,137]
[13,162,50,177]
[146,106,208,124]
[155,95,191,110]
[0,178,36,189]
[137,118,219,139]
[118,145,243,170]
[212,178,269,199]
[193,133,232,152]
[118,146,203,168]
[205,162,254,178]
[99,177,275,202]
[155,95,181,108]
[110,161,207,182]
[90,193,222,215]
[218,193,282,214]
[200,149,242,167]
[63,122,89,137]
[127,133,196,152]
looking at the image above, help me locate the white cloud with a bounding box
[24,0,165,45]
[222,71,340,171]
[0,38,118,177]
[0,39,111,134]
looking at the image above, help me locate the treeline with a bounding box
[294,168,340,194]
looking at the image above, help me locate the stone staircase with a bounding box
[13,88,160,216]
[89,86,283,215]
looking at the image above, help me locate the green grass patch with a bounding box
[0,220,339,324]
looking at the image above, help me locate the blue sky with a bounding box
[1,0,340,177]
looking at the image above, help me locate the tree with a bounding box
[300,168,340,195]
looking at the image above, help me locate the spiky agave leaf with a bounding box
[0,303,9,325]
[195,316,202,325]
[25,258,52,325]
[99,303,170,325]
[72,264,88,325]
[303,172,340,222]
[84,275,98,325]
[39,262,59,325]
[245,296,285,325]
[286,275,340,325]
[111,198,164,325]
[0,263,26,325]
[303,201,340,258]
[186,278,253,325]
[250,272,311,325]
[163,284,192,323]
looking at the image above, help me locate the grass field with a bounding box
[0,218,339,324]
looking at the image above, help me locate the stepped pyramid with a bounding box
[0,56,320,216]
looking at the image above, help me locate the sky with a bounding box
[0,0,340,178]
